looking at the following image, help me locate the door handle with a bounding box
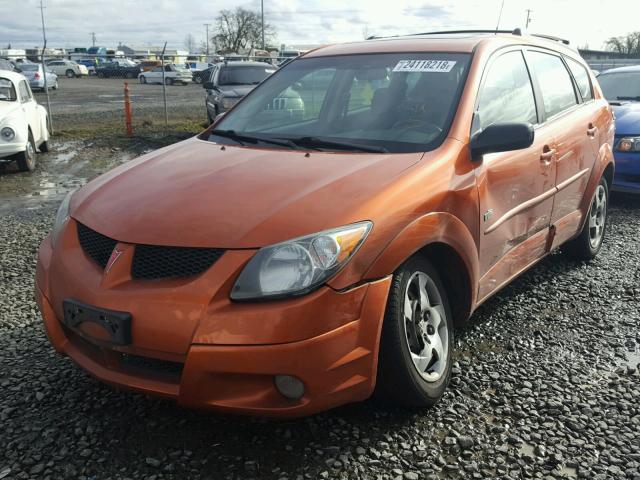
[540,148,556,164]
[587,123,598,137]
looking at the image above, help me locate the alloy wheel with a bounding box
[403,271,449,382]
[588,184,607,249]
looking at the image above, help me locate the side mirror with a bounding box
[203,81,214,90]
[470,122,534,158]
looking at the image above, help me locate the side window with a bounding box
[566,57,593,102]
[528,51,577,118]
[475,51,538,131]
[18,81,30,103]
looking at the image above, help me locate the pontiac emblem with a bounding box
[105,248,123,274]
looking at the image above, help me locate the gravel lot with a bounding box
[1,137,639,479]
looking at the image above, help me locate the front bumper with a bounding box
[35,225,392,416]
[612,151,640,193]
[0,140,26,160]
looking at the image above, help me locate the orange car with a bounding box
[36,29,614,416]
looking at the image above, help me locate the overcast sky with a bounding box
[1,0,638,52]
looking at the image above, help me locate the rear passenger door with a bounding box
[525,50,598,244]
[473,49,557,300]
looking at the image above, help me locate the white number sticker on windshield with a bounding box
[392,60,457,73]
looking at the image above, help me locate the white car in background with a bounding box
[0,71,50,172]
[46,60,89,78]
[138,64,192,85]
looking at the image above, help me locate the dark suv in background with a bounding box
[203,61,276,123]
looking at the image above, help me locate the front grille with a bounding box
[132,244,225,280]
[77,222,117,268]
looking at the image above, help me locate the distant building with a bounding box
[579,49,638,60]
[119,45,189,63]
[579,49,640,72]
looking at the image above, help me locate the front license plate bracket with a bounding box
[62,299,132,346]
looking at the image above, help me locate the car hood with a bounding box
[71,137,424,248]
[218,85,255,97]
[0,101,21,119]
[612,102,640,136]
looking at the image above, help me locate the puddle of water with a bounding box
[51,151,77,164]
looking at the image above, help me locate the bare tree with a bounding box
[213,7,275,54]
[605,31,640,55]
[184,34,197,53]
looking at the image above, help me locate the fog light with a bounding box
[274,375,305,400]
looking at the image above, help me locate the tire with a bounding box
[97,72,105,78]
[16,132,36,172]
[563,176,609,260]
[194,75,202,84]
[165,77,173,86]
[39,138,50,153]
[376,256,454,408]
[126,72,134,79]
[139,76,146,84]
[66,69,75,78]
[51,81,58,90]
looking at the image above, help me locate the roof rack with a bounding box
[367,28,523,40]
[367,28,570,46]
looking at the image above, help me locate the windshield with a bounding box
[20,64,39,72]
[598,71,640,101]
[219,65,276,86]
[212,53,471,153]
[0,78,17,101]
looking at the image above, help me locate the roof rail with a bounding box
[367,28,573,46]
[367,28,523,40]
[530,33,570,45]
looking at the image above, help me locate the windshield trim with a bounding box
[201,50,474,154]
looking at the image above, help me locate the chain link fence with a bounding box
[0,50,290,137]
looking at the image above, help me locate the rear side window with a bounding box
[566,57,593,101]
[528,51,577,118]
[475,50,538,131]
[18,81,30,102]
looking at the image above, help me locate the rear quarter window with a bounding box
[528,51,577,118]
[566,57,593,102]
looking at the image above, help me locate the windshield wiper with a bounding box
[210,129,301,149]
[286,136,388,153]
[616,96,640,101]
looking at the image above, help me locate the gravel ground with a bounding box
[1,138,639,479]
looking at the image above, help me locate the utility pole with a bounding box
[39,0,53,134]
[525,9,533,29]
[204,23,211,59]
[261,0,265,50]
[90,32,96,47]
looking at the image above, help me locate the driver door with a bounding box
[473,49,556,301]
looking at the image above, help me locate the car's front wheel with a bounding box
[66,69,75,78]
[376,256,453,407]
[165,77,173,86]
[16,132,36,172]
[563,176,609,260]
[139,75,146,84]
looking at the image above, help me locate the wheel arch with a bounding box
[365,212,479,327]
[578,142,615,231]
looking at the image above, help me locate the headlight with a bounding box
[617,136,640,152]
[51,190,75,247]
[222,97,240,109]
[231,222,373,300]
[1,127,15,141]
